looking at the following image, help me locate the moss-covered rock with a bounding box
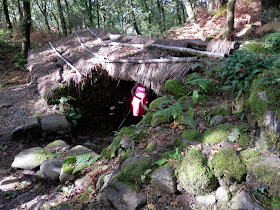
[246,156,280,197]
[138,111,153,125]
[163,80,191,99]
[240,148,261,162]
[238,133,251,148]
[151,108,173,127]
[182,129,202,142]
[177,96,194,111]
[202,124,234,144]
[149,96,169,110]
[212,104,232,116]
[241,41,268,54]
[246,71,280,154]
[62,156,76,174]
[178,149,217,195]
[44,140,70,150]
[116,157,152,190]
[144,141,157,154]
[212,148,246,185]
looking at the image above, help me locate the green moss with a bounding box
[151,108,173,127]
[116,158,152,190]
[119,151,132,166]
[240,148,261,161]
[202,124,234,144]
[182,129,202,142]
[177,96,194,110]
[212,104,232,116]
[149,96,169,110]
[238,133,251,148]
[163,80,191,99]
[178,149,217,195]
[212,148,246,183]
[253,165,280,197]
[101,137,122,160]
[34,149,53,162]
[62,156,76,174]
[241,41,267,54]
[144,140,157,154]
[119,126,135,138]
[138,111,153,125]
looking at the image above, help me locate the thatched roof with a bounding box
[27,27,229,98]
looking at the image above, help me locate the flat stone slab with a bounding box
[41,114,70,135]
[11,147,53,170]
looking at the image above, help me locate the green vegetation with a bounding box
[178,149,217,195]
[212,148,246,184]
[212,104,232,116]
[163,80,191,99]
[262,32,280,53]
[182,129,202,142]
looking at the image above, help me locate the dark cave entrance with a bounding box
[69,76,157,138]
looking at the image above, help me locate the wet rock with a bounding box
[100,181,147,210]
[151,164,177,194]
[41,114,70,136]
[211,115,225,125]
[11,147,53,170]
[59,171,75,183]
[96,173,113,192]
[67,145,97,156]
[216,186,230,203]
[44,140,70,151]
[40,159,63,180]
[7,192,32,209]
[230,190,265,210]
[12,118,41,140]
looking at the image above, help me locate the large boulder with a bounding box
[151,164,177,194]
[230,190,265,210]
[41,114,70,136]
[100,181,147,210]
[212,148,246,186]
[246,156,280,197]
[11,147,53,170]
[177,149,217,195]
[12,118,41,140]
[246,74,280,155]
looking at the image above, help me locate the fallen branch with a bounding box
[95,57,198,63]
[48,42,85,78]
[87,27,103,43]
[107,42,226,58]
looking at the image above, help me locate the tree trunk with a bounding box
[22,0,31,58]
[64,0,72,32]
[88,0,93,26]
[260,0,280,24]
[52,11,61,35]
[176,0,182,25]
[156,0,164,34]
[35,0,50,32]
[206,0,214,14]
[95,0,100,28]
[16,0,23,22]
[182,0,196,23]
[142,0,152,28]
[226,0,236,39]
[129,0,141,35]
[3,0,13,29]
[56,0,67,36]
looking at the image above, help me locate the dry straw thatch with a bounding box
[27,27,231,99]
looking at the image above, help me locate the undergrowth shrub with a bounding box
[222,50,274,98]
[262,32,280,53]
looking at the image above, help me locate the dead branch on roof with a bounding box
[107,42,226,58]
[48,42,85,79]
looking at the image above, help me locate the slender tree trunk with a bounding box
[156,0,163,34]
[95,0,100,28]
[226,0,236,38]
[88,0,93,26]
[64,0,72,32]
[52,11,61,35]
[176,0,182,25]
[17,0,23,22]
[129,0,141,35]
[56,0,67,36]
[180,1,187,23]
[182,0,196,23]
[36,1,50,32]
[3,0,12,29]
[161,1,166,31]
[206,0,214,14]
[142,0,152,28]
[22,0,31,58]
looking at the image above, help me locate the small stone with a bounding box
[40,159,62,180]
[216,186,230,203]
[75,176,92,189]
[67,145,97,156]
[44,140,70,150]
[41,114,70,135]
[231,191,264,210]
[196,195,216,207]
[211,115,225,125]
